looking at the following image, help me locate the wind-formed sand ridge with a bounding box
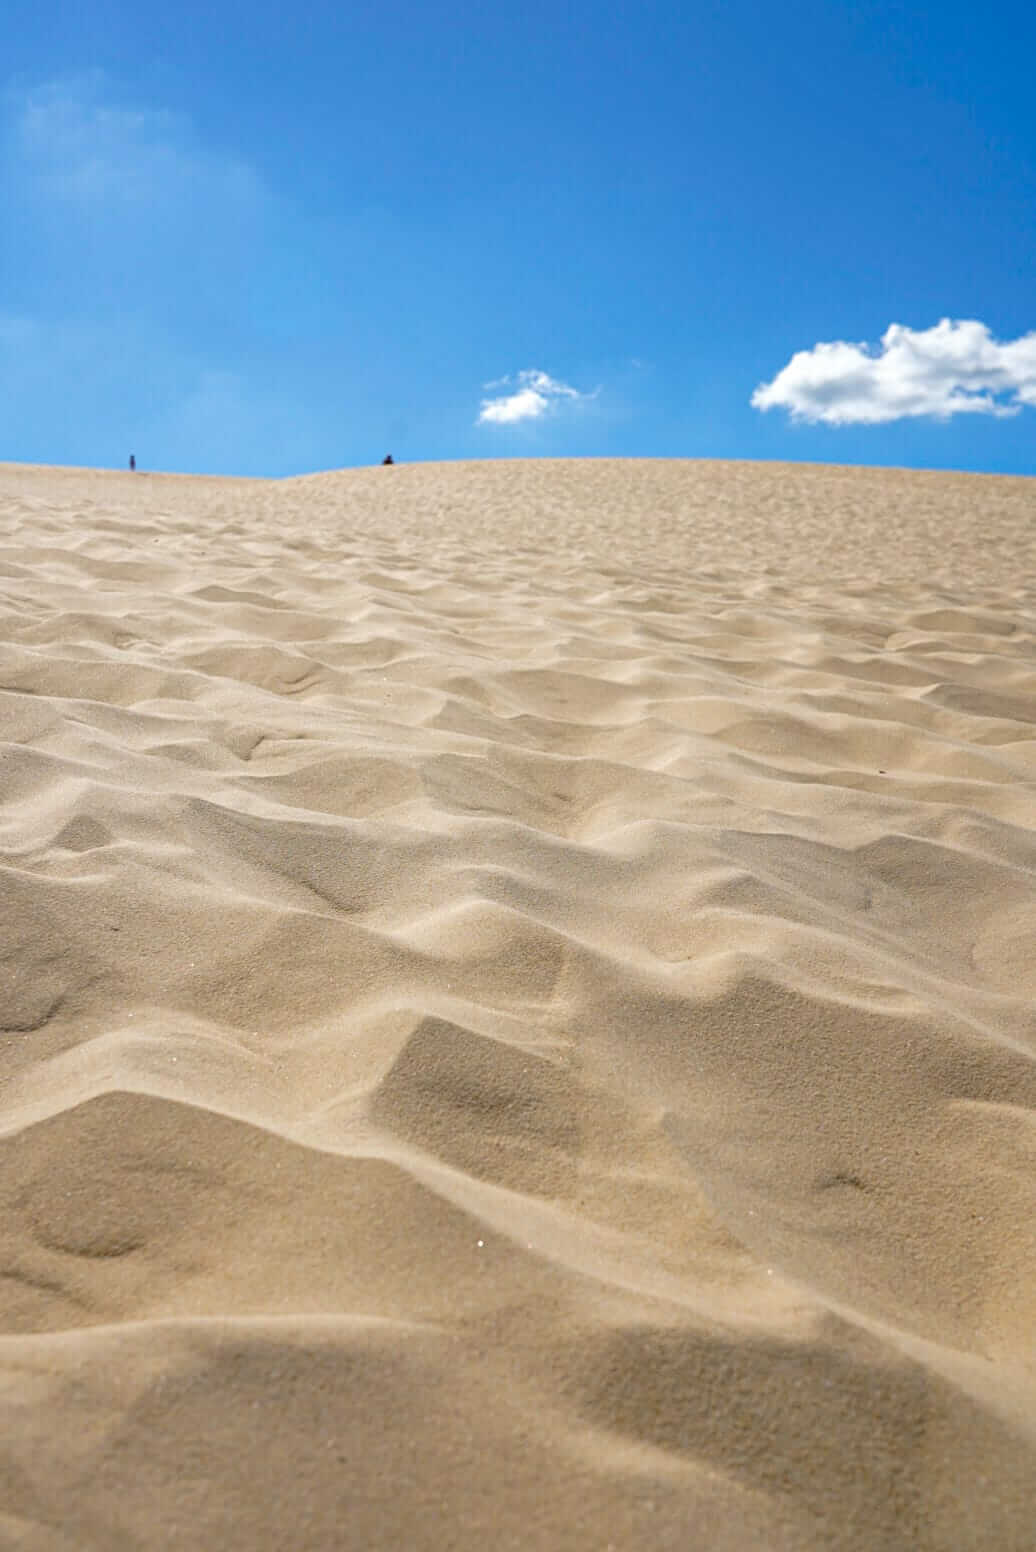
[0,458,1034,1550]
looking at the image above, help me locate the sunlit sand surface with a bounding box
[1,457,1034,1549]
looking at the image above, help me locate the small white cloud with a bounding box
[752,318,1036,425]
[478,368,586,426]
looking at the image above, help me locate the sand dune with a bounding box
[0,457,1034,1549]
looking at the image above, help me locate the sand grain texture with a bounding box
[0,458,1034,1549]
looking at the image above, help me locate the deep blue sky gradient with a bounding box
[3,1,1034,473]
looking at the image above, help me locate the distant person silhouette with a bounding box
[382,454,394,465]
[129,454,136,472]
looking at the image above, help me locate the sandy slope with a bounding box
[0,457,1034,1550]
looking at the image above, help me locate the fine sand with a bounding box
[1,456,1034,1550]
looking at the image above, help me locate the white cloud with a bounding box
[478,369,587,426]
[752,318,1036,425]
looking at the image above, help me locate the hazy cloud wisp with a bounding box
[478,369,587,425]
[752,318,1036,425]
[8,75,266,214]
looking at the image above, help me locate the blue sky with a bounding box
[2,0,1034,475]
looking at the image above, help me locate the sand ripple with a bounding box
[0,460,1034,1550]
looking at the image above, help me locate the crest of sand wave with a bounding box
[0,458,1034,1550]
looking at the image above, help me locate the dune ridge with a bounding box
[1,458,1034,1549]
